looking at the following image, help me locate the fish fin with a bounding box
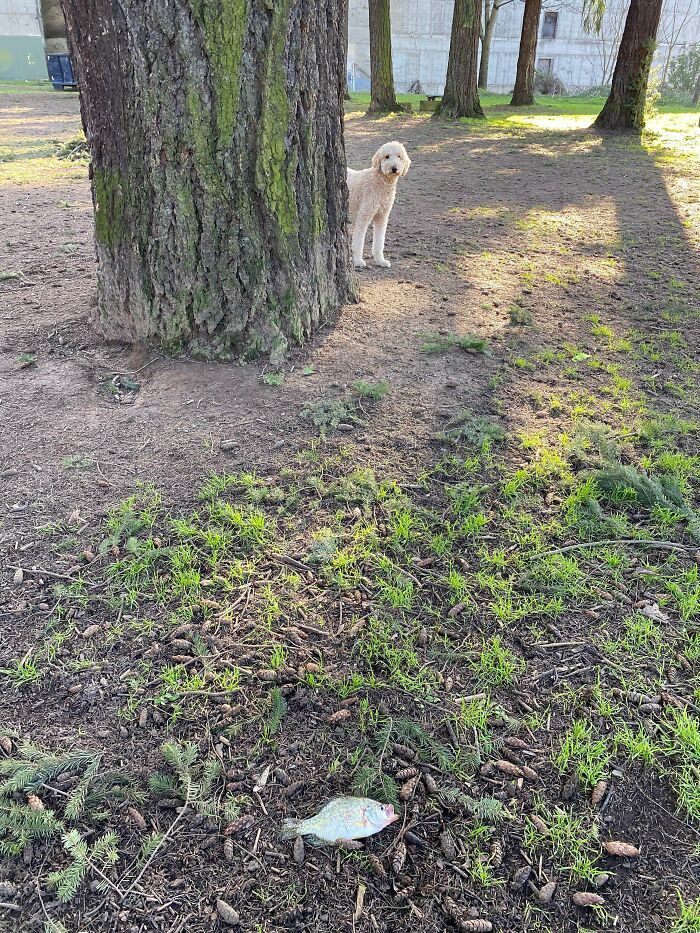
[337,838,364,851]
[280,818,303,840]
[305,834,329,847]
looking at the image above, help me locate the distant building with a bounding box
[348,0,700,94]
[0,0,68,80]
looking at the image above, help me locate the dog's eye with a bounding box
[385,155,390,159]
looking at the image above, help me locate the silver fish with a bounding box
[281,796,398,846]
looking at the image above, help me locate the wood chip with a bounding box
[253,765,271,794]
[354,882,366,921]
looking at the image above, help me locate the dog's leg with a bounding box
[372,213,391,268]
[352,213,372,269]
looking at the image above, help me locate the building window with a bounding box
[537,58,553,74]
[541,12,558,38]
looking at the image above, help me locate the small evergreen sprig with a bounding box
[47,829,119,902]
[147,741,240,822]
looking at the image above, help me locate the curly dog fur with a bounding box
[346,141,411,269]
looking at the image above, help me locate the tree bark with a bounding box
[60,0,355,361]
[368,0,401,112]
[478,0,500,90]
[437,0,485,118]
[595,0,664,132]
[692,71,700,106]
[510,0,542,105]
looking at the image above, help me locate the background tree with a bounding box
[368,0,402,112]
[666,42,700,98]
[658,0,700,87]
[437,0,485,118]
[583,0,629,87]
[60,0,355,361]
[479,0,512,89]
[510,0,543,105]
[595,0,664,131]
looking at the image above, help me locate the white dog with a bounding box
[346,141,411,269]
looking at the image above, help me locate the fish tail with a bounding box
[280,818,304,840]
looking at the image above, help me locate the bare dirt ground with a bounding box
[1,88,700,933]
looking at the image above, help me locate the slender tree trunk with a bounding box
[692,72,700,106]
[437,0,485,118]
[510,0,542,105]
[478,0,500,90]
[60,0,355,361]
[343,0,352,100]
[595,0,664,132]
[368,0,401,112]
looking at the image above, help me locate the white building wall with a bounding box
[349,0,700,94]
[0,0,41,37]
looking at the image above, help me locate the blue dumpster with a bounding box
[46,54,77,91]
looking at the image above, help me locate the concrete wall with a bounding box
[0,0,44,79]
[349,0,700,94]
[0,0,71,80]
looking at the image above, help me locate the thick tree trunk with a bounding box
[437,0,484,119]
[60,0,355,361]
[510,0,542,105]
[368,0,401,112]
[691,71,700,106]
[595,0,664,132]
[478,1,499,90]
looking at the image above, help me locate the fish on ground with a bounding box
[281,796,399,846]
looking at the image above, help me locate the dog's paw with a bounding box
[354,259,367,269]
[375,258,391,268]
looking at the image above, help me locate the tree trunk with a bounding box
[60,0,355,361]
[692,72,700,106]
[595,0,664,132]
[368,0,401,112]
[437,0,485,118]
[510,0,542,105]
[478,0,500,90]
[343,0,352,100]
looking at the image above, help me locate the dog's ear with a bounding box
[371,147,383,170]
[401,153,411,176]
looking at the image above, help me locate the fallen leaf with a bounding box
[641,602,669,624]
[253,765,271,794]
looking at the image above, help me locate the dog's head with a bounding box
[371,141,411,179]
